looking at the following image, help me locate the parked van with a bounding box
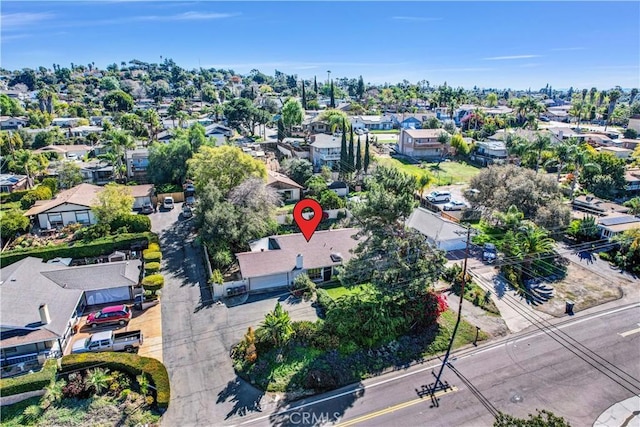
[163,196,175,210]
[426,190,451,203]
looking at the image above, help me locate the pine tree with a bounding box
[330,79,336,108]
[357,75,365,100]
[277,117,285,142]
[301,80,307,110]
[364,133,370,174]
[355,135,362,172]
[340,118,348,177]
[348,128,355,173]
[313,76,318,93]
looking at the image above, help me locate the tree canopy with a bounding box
[92,183,134,225]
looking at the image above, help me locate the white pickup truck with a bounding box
[71,330,143,354]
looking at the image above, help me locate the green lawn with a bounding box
[369,129,399,134]
[440,309,489,347]
[324,284,369,300]
[376,157,481,185]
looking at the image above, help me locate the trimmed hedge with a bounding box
[142,274,164,291]
[144,262,160,274]
[0,232,154,268]
[147,243,161,252]
[143,251,162,263]
[0,359,57,396]
[60,353,170,410]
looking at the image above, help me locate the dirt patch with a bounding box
[533,261,624,317]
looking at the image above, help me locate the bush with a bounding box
[598,251,612,261]
[60,353,170,410]
[315,288,334,313]
[143,251,162,262]
[142,274,164,291]
[147,243,161,252]
[144,262,160,274]
[110,214,151,233]
[20,186,53,210]
[0,359,57,396]
[0,232,154,267]
[0,189,29,204]
[74,223,111,241]
[291,320,319,344]
[40,177,58,195]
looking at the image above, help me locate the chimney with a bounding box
[295,254,303,270]
[39,304,51,325]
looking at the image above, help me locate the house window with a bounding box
[4,347,17,354]
[75,211,90,224]
[48,213,63,227]
[306,268,322,280]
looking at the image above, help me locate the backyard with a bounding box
[376,157,481,185]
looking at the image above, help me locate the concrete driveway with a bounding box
[151,202,318,426]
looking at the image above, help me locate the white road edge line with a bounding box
[236,302,640,425]
[619,323,640,337]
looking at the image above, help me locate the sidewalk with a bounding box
[593,395,640,427]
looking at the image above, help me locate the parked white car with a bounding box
[163,196,175,210]
[443,199,468,211]
[426,191,451,203]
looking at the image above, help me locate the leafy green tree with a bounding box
[566,216,600,242]
[604,89,621,131]
[32,129,62,149]
[58,161,83,189]
[319,109,349,133]
[494,410,571,427]
[623,197,640,215]
[261,302,293,347]
[305,175,328,196]
[7,149,48,187]
[102,90,134,112]
[281,158,313,186]
[0,130,23,153]
[282,97,304,132]
[92,183,134,225]
[450,134,470,156]
[188,145,266,195]
[485,92,498,107]
[223,97,257,133]
[613,228,640,274]
[0,93,25,116]
[580,152,626,199]
[99,76,120,91]
[117,113,148,138]
[0,209,30,240]
[102,129,135,180]
[148,137,193,185]
[318,189,346,209]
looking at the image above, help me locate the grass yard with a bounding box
[440,309,489,348]
[324,284,369,300]
[369,129,399,134]
[376,157,481,185]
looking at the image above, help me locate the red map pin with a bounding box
[293,198,323,242]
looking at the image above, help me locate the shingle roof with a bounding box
[310,134,341,149]
[267,171,303,189]
[403,129,446,139]
[407,208,467,243]
[236,228,361,278]
[127,184,154,198]
[23,183,103,216]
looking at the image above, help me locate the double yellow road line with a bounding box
[336,387,459,427]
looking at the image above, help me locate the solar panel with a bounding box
[598,216,639,226]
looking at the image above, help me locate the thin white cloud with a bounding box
[422,67,495,72]
[1,12,55,30]
[392,16,442,22]
[134,12,240,22]
[483,55,541,61]
[1,33,32,42]
[519,63,541,68]
[549,47,585,52]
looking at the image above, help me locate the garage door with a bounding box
[249,273,289,292]
[85,287,131,305]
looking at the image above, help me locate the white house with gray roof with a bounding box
[0,257,142,369]
[407,207,467,251]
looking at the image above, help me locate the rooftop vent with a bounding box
[330,253,343,262]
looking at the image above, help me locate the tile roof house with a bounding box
[235,228,360,292]
[0,257,142,368]
[23,183,103,229]
[267,170,303,202]
[398,129,450,159]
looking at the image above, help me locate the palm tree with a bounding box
[604,89,621,131]
[261,302,293,347]
[530,133,551,172]
[494,205,525,230]
[143,109,160,144]
[86,368,110,395]
[10,149,48,188]
[514,223,556,279]
[104,129,135,180]
[569,145,601,200]
[547,138,579,181]
[570,99,585,131]
[416,173,433,202]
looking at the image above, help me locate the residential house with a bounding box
[0,116,28,130]
[276,138,310,160]
[350,115,394,131]
[23,183,103,229]
[129,184,155,210]
[545,108,571,122]
[628,115,640,133]
[571,194,630,217]
[599,146,632,160]
[546,127,581,140]
[51,118,83,128]
[267,170,303,202]
[302,115,330,134]
[235,228,360,292]
[624,168,640,195]
[470,140,508,166]
[309,133,341,171]
[398,129,449,159]
[597,214,640,240]
[79,161,114,185]
[407,207,467,252]
[488,128,562,145]
[328,181,349,197]
[35,144,91,161]
[68,125,103,138]
[0,174,28,193]
[0,257,142,368]
[126,148,150,183]
[619,139,640,151]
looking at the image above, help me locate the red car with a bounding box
[86,305,132,328]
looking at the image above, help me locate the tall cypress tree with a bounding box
[355,135,362,172]
[340,118,348,176]
[313,76,318,93]
[301,80,307,110]
[330,79,336,108]
[364,133,370,174]
[277,117,285,142]
[348,128,355,173]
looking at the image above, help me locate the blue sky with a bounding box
[2,1,639,90]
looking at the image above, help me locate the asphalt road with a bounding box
[236,302,640,427]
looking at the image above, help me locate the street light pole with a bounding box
[428,225,474,406]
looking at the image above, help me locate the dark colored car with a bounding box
[85,305,132,328]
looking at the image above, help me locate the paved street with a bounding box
[149,204,317,427]
[237,302,640,427]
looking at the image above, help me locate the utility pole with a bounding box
[427,225,474,406]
